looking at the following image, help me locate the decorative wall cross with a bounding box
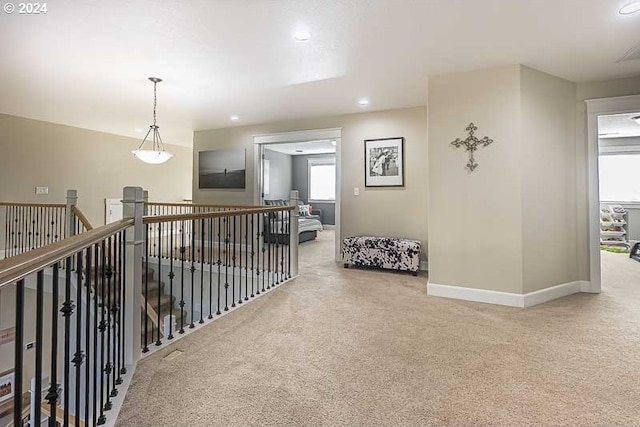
[451,123,494,172]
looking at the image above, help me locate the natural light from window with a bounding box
[599,154,640,201]
[309,163,336,201]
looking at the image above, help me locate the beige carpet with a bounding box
[116,233,640,426]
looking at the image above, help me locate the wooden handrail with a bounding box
[142,205,295,224]
[71,205,94,231]
[0,202,66,208]
[146,201,261,209]
[0,219,134,287]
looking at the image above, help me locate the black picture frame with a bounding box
[364,137,405,187]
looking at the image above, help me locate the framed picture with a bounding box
[198,149,246,189]
[0,370,15,404]
[364,137,405,187]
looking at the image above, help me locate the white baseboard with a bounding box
[427,280,588,308]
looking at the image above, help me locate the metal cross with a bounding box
[451,123,494,172]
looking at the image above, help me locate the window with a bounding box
[599,153,640,201]
[309,160,336,201]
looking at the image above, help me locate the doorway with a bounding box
[253,128,342,262]
[586,95,640,293]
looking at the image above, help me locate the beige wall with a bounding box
[428,65,524,293]
[520,67,577,292]
[193,107,429,260]
[0,114,193,227]
[574,75,640,280]
[428,65,578,294]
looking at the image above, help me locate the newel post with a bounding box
[123,186,144,366]
[289,190,299,278]
[65,189,78,238]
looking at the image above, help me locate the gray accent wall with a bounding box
[263,148,292,200]
[292,154,336,225]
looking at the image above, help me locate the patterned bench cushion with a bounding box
[342,236,421,273]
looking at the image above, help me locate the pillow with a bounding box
[298,204,310,216]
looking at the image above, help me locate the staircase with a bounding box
[92,262,185,351]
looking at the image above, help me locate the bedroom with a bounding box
[262,139,337,259]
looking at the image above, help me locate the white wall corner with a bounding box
[427,280,586,308]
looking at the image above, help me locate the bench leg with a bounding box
[344,263,349,269]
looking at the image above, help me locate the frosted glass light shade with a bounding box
[132,149,173,164]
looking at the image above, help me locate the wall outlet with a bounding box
[354,187,360,196]
[25,341,35,350]
[35,186,49,195]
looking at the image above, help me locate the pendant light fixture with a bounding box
[132,77,173,164]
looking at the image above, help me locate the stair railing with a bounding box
[1,190,93,259]
[138,203,298,352]
[0,216,136,426]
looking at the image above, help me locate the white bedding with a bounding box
[299,217,323,233]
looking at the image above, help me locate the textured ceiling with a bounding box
[1,0,640,147]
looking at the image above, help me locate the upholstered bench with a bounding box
[342,236,421,276]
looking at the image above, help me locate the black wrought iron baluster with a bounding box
[93,246,99,426]
[115,234,123,384]
[266,211,271,290]
[216,217,222,315]
[62,258,73,426]
[74,251,84,426]
[244,214,249,301]
[208,217,213,319]
[280,210,285,283]
[288,210,292,279]
[237,214,243,304]
[190,219,196,328]
[120,236,127,378]
[143,225,150,352]
[104,239,114,411]
[275,209,280,285]
[199,218,204,324]
[13,279,25,427]
[84,246,92,426]
[169,221,175,339]
[232,215,236,307]
[224,217,229,311]
[179,220,186,334]
[47,264,60,427]
[251,214,255,298]
[27,206,32,250]
[34,270,44,426]
[37,206,43,248]
[261,213,265,294]
[98,242,107,424]
[111,235,119,396]
[156,223,163,345]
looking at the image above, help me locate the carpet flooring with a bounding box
[116,232,640,426]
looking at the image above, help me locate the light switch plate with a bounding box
[35,186,49,195]
[354,187,360,196]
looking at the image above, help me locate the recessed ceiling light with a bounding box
[620,1,640,14]
[293,30,311,41]
[134,128,143,133]
[633,115,640,124]
[230,115,239,121]
[358,98,370,107]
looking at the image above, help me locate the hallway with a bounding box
[117,236,640,426]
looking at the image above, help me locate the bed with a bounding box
[264,199,323,244]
